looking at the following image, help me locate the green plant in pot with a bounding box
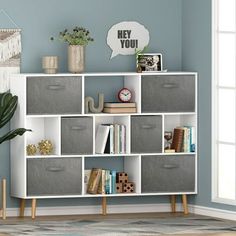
[0,92,30,144]
[59,26,94,73]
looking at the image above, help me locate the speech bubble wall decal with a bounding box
[107,21,150,59]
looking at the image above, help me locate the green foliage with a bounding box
[0,92,31,144]
[135,45,148,61]
[59,26,94,46]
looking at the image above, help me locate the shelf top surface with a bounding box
[12,71,198,77]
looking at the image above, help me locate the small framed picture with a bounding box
[137,53,163,72]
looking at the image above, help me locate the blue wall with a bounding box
[0,0,183,208]
[182,0,236,211]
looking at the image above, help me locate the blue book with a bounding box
[111,170,116,194]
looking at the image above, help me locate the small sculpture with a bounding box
[38,140,53,155]
[85,93,104,113]
[26,144,37,156]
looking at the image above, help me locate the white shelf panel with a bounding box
[26,112,197,118]
[26,152,196,159]
[18,72,197,77]
[23,191,197,199]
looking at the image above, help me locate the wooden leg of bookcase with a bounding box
[170,195,176,213]
[102,197,107,215]
[19,199,25,218]
[31,199,37,219]
[182,194,189,215]
[1,178,6,220]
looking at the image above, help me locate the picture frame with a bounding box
[137,53,163,72]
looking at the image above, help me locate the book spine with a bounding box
[190,126,195,152]
[110,125,114,154]
[114,124,119,154]
[109,172,112,194]
[105,170,110,194]
[111,170,116,194]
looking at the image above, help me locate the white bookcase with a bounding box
[10,72,197,217]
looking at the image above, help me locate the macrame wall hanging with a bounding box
[0,9,21,92]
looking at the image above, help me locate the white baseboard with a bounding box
[5,203,182,217]
[5,203,236,221]
[189,204,236,221]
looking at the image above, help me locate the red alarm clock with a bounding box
[118,88,132,102]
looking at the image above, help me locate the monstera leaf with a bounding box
[0,92,30,144]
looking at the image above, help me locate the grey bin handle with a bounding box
[46,166,65,172]
[162,164,179,169]
[47,84,65,90]
[162,83,178,89]
[140,124,156,129]
[71,126,86,131]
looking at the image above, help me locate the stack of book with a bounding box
[103,102,137,113]
[95,124,126,154]
[171,126,195,153]
[86,168,117,194]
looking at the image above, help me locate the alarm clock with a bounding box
[118,88,132,102]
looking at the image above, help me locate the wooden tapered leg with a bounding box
[102,197,107,215]
[170,195,176,213]
[19,199,25,218]
[31,199,37,219]
[182,194,189,215]
[1,178,6,220]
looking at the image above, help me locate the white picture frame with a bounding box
[137,53,163,72]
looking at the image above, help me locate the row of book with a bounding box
[85,168,117,194]
[95,124,126,154]
[171,126,195,152]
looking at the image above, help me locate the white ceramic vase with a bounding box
[42,56,58,74]
[68,45,85,73]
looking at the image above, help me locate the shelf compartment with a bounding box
[84,75,141,114]
[27,76,82,115]
[27,157,82,196]
[26,117,60,155]
[141,155,195,193]
[61,117,93,155]
[131,115,162,153]
[95,115,130,154]
[84,155,140,195]
[164,114,196,153]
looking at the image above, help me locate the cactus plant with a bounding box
[0,92,30,144]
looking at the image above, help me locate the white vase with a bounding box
[42,56,58,74]
[68,45,85,73]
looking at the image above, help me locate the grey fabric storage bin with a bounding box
[61,117,93,154]
[131,116,162,153]
[141,155,195,193]
[27,76,82,114]
[142,75,195,112]
[27,157,82,196]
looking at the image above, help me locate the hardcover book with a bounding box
[87,168,102,194]
[95,125,110,154]
[103,107,137,113]
[104,102,136,108]
[171,128,184,152]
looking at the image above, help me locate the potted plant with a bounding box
[0,92,30,144]
[59,26,94,73]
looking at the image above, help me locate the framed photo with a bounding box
[137,53,163,72]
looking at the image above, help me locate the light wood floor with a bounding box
[0,213,235,236]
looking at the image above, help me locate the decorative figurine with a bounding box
[85,93,104,113]
[38,140,53,155]
[26,144,37,156]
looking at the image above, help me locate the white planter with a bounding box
[68,45,85,73]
